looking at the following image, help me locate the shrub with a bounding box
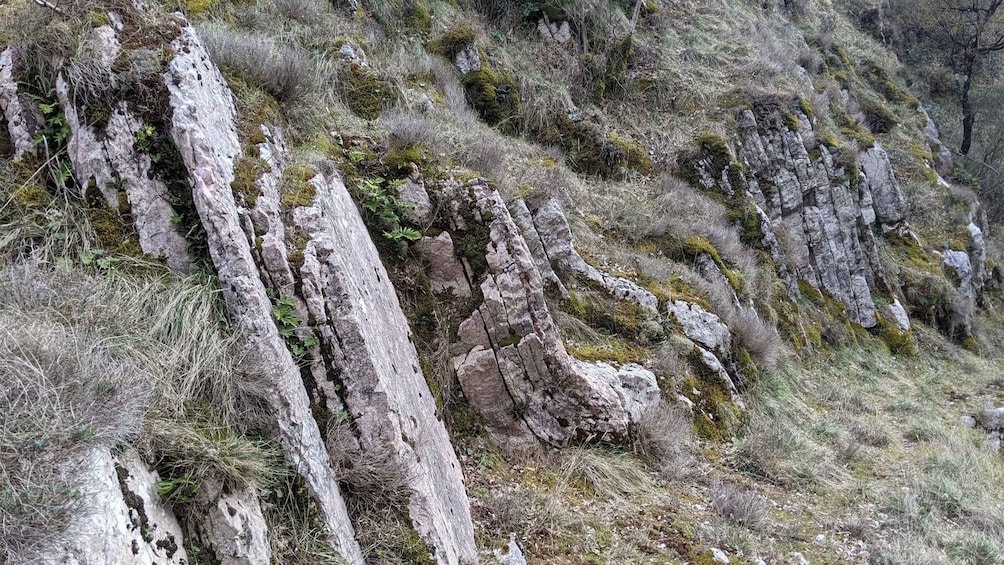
[200,26,315,106]
[632,401,695,480]
[710,481,768,530]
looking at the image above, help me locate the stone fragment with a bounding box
[666,300,732,355]
[201,487,271,565]
[0,48,38,160]
[454,43,481,74]
[414,232,472,297]
[859,142,908,225]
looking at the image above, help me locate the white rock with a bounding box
[414,232,472,297]
[666,300,732,355]
[711,547,730,563]
[0,48,38,160]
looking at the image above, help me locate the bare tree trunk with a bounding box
[629,0,644,35]
[962,57,976,155]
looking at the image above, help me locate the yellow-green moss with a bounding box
[683,348,744,442]
[609,133,654,175]
[401,0,431,32]
[563,289,648,340]
[88,198,144,257]
[427,24,477,60]
[232,155,264,206]
[566,341,647,364]
[280,163,317,208]
[383,146,425,176]
[461,67,520,134]
[184,0,219,15]
[344,64,396,121]
[875,312,917,356]
[682,236,742,291]
[14,183,50,209]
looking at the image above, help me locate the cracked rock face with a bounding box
[41,449,188,565]
[238,125,477,562]
[164,24,363,564]
[199,487,272,565]
[55,26,190,273]
[735,107,903,328]
[0,48,39,161]
[667,300,732,356]
[449,181,659,446]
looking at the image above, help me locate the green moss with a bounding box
[86,192,143,258]
[682,236,742,291]
[860,96,900,134]
[461,67,520,134]
[609,133,654,175]
[835,147,861,185]
[604,35,634,96]
[384,146,425,177]
[401,0,431,32]
[231,155,264,206]
[428,24,477,60]
[14,183,50,209]
[797,279,825,306]
[566,341,647,364]
[875,312,917,356]
[797,96,814,119]
[184,0,220,15]
[344,64,396,121]
[280,163,317,208]
[563,289,649,340]
[683,348,743,442]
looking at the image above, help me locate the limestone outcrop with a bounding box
[0,48,38,161]
[448,180,660,446]
[734,106,903,328]
[41,449,188,565]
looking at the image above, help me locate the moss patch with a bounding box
[344,64,396,121]
[280,163,317,208]
[461,67,520,134]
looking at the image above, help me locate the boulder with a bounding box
[42,449,188,565]
[449,181,660,446]
[414,232,472,297]
[666,300,732,356]
[859,142,908,225]
[199,487,271,565]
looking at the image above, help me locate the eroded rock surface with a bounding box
[449,181,659,446]
[735,106,902,328]
[0,48,38,160]
[198,487,272,565]
[42,449,188,565]
[164,24,363,564]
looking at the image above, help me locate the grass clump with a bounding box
[201,27,314,107]
[427,24,477,60]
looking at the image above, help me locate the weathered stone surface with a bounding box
[454,43,481,74]
[922,107,954,172]
[977,407,1004,451]
[200,487,271,565]
[509,198,565,295]
[537,19,571,44]
[414,231,472,297]
[494,535,528,565]
[0,48,38,160]
[886,298,911,332]
[529,198,659,313]
[164,24,363,564]
[859,142,907,225]
[289,167,479,565]
[43,448,188,565]
[397,175,434,225]
[735,107,889,328]
[54,27,190,272]
[943,248,976,338]
[666,300,732,356]
[450,181,660,446]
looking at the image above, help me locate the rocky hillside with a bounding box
[2,0,1004,563]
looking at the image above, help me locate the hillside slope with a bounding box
[1,0,1003,563]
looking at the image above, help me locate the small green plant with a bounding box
[157,477,200,502]
[80,248,119,270]
[135,124,159,162]
[354,177,422,248]
[271,296,318,357]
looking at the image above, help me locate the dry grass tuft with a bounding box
[632,401,696,480]
[710,481,769,530]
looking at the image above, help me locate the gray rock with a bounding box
[454,43,481,74]
[711,547,730,564]
[55,29,190,273]
[164,24,364,564]
[943,248,975,337]
[0,48,38,160]
[200,487,271,565]
[529,198,659,313]
[978,408,1004,450]
[961,414,978,428]
[42,448,188,565]
[734,107,896,329]
[450,181,659,446]
[509,198,566,296]
[414,232,472,297]
[537,19,571,44]
[922,107,954,171]
[666,300,731,355]
[886,298,911,332]
[338,42,367,66]
[859,142,907,225]
[494,535,528,565]
[396,175,434,225]
[289,168,479,564]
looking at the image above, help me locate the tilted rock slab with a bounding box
[163,25,363,564]
[450,181,659,446]
[0,48,38,160]
[40,448,188,565]
[232,107,477,565]
[55,25,190,272]
[197,486,272,565]
[523,198,659,313]
[735,107,905,328]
